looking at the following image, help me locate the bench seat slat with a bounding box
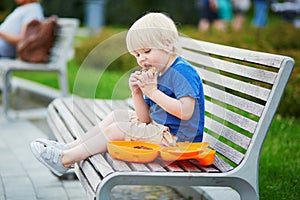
[63,98,94,132]
[146,162,167,172]
[90,155,115,178]
[53,99,85,138]
[79,160,102,192]
[83,99,108,120]
[205,116,251,150]
[205,100,258,134]
[94,100,115,115]
[190,160,220,173]
[110,99,132,110]
[162,161,185,172]
[128,163,151,172]
[47,104,75,143]
[180,37,285,68]
[178,160,202,172]
[104,99,118,112]
[72,97,101,126]
[182,49,277,84]
[75,165,96,199]
[203,84,264,117]
[105,153,132,172]
[126,98,135,109]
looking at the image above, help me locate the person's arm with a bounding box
[0,23,27,45]
[132,92,152,123]
[147,90,195,120]
[138,71,195,120]
[129,71,152,123]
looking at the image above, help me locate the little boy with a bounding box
[31,12,205,176]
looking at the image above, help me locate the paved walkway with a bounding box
[0,119,88,200]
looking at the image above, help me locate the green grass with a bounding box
[14,59,131,99]
[259,116,300,200]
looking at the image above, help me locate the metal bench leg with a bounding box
[59,68,69,96]
[2,71,11,119]
[97,182,115,200]
[225,177,259,200]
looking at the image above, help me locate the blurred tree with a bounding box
[1,0,200,26]
[0,0,14,11]
[0,0,15,21]
[106,0,199,26]
[41,0,84,19]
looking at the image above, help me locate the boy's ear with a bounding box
[164,39,174,51]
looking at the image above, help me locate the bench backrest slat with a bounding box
[205,116,251,150]
[182,49,278,84]
[213,155,234,172]
[196,67,271,101]
[203,84,264,117]
[180,37,285,68]
[205,100,258,133]
[204,134,244,165]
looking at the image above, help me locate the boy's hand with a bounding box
[137,70,158,97]
[129,71,142,95]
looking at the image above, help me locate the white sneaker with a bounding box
[30,141,69,176]
[35,138,69,150]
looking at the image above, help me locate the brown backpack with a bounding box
[17,16,59,63]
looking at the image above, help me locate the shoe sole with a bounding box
[30,142,65,176]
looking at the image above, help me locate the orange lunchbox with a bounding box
[160,142,216,166]
[107,141,161,163]
[107,141,216,166]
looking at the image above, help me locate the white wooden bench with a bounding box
[0,18,79,119]
[47,36,294,200]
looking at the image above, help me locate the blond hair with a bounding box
[126,12,181,55]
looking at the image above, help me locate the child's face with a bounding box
[131,48,171,74]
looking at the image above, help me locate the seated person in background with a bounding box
[0,0,44,58]
[197,0,219,32]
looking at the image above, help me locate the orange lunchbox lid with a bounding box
[107,141,161,163]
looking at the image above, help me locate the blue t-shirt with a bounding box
[144,57,205,142]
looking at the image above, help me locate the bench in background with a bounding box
[0,18,79,119]
[47,36,294,200]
